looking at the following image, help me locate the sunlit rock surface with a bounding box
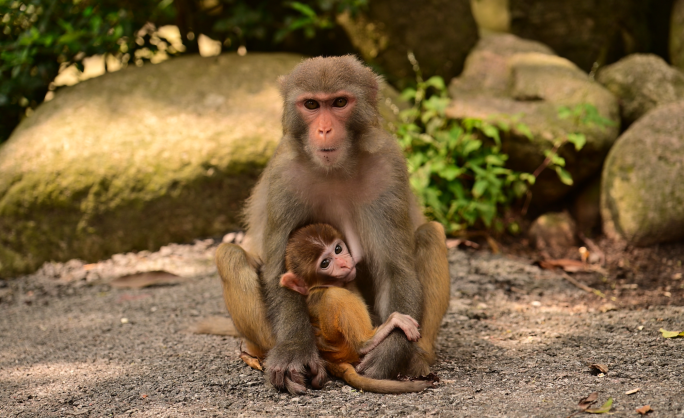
[0,53,404,277]
[601,101,684,246]
[597,54,684,126]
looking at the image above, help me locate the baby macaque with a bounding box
[279,223,435,394]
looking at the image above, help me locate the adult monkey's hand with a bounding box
[264,344,327,394]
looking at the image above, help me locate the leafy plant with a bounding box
[397,54,533,234]
[0,0,175,142]
[0,0,365,143]
[518,102,615,214]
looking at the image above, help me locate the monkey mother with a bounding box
[216,56,450,394]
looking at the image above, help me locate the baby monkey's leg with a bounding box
[359,312,421,356]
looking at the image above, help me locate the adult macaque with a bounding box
[279,223,434,394]
[216,55,450,394]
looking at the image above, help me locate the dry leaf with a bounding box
[578,392,599,410]
[599,304,617,313]
[586,398,613,414]
[110,271,184,289]
[590,364,609,374]
[446,239,479,249]
[659,328,684,338]
[239,352,263,371]
[625,388,640,395]
[636,405,652,415]
[536,259,586,273]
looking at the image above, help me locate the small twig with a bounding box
[532,141,563,178]
[561,272,605,298]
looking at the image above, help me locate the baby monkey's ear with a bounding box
[279,272,309,296]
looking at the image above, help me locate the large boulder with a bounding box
[601,101,684,246]
[597,54,684,125]
[446,34,620,206]
[0,53,404,277]
[336,0,479,88]
[508,0,655,72]
[672,0,684,71]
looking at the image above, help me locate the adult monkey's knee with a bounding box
[414,221,450,364]
[216,243,275,357]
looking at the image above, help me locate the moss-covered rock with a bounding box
[446,34,620,207]
[597,54,684,126]
[0,53,404,277]
[601,101,684,246]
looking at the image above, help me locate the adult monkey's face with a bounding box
[279,55,382,170]
[295,91,356,168]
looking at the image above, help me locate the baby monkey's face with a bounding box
[316,238,356,284]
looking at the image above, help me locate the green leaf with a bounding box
[519,173,536,184]
[660,328,684,338]
[288,2,317,18]
[555,166,573,185]
[472,180,488,198]
[400,88,417,101]
[484,154,505,166]
[566,133,586,151]
[586,398,613,414]
[440,166,462,181]
[481,124,501,145]
[424,76,446,91]
[462,139,482,156]
[550,154,565,167]
[557,105,572,119]
[515,123,533,139]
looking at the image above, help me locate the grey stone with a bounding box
[597,54,684,125]
[601,101,684,246]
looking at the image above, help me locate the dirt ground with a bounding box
[1,237,683,417]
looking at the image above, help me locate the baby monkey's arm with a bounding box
[359,312,420,356]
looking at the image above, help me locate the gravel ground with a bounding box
[1,238,683,417]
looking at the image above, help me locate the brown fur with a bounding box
[215,56,450,394]
[285,224,344,286]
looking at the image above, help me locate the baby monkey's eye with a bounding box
[304,100,320,109]
[335,244,342,254]
[320,259,330,269]
[332,97,347,107]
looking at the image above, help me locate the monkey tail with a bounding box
[327,363,434,394]
[189,316,240,336]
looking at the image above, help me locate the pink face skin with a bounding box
[316,238,356,286]
[295,91,356,168]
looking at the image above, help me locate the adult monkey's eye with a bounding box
[320,259,330,269]
[304,100,319,109]
[335,244,342,254]
[332,97,348,107]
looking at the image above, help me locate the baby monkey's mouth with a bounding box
[319,147,338,153]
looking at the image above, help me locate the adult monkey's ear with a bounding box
[279,272,309,296]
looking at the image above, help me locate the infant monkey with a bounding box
[279,223,435,394]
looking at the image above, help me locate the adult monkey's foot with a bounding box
[356,332,420,379]
[264,346,328,394]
